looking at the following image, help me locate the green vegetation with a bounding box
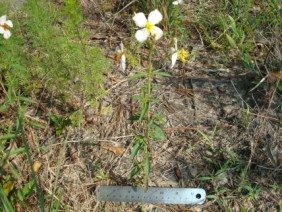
[0,0,110,210]
[0,0,110,102]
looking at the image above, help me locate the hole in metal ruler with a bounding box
[196,194,201,199]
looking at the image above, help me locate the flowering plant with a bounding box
[0,15,13,39]
[171,38,189,68]
[133,9,163,43]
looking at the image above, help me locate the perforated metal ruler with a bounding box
[96,186,206,205]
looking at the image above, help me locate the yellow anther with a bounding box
[146,21,154,34]
[178,48,189,62]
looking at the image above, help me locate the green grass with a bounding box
[1,0,111,104]
[0,0,111,210]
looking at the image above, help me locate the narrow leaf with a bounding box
[0,187,14,212]
[226,34,237,48]
[50,114,60,124]
[198,176,212,181]
[228,15,237,35]
[127,72,147,81]
[197,130,211,142]
[28,121,45,129]
[128,115,140,121]
[18,96,37,104]
[139,102,149,121]
[129,166,141,179]
[8,147,25,156]
[130,142,141,159]
[207,195,218,199]
[0,134,17,141]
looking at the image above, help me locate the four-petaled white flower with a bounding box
[0,15,13,39]
[171,38,189,68]
[116,42,126,72]
[172,0,184,5]
[133,9,163,43]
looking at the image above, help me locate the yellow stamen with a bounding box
[1,23,10,30]
[178,48,189,62]
[146,21,154,34]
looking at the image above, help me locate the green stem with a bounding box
[144,41,154,191]
[147,42,153,124]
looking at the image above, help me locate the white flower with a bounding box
[171,38,189,68]
[172,0,184,5]
[116,42,126,72]
[133,9,163,43]
[0,15,13,39]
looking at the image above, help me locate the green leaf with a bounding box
[9,64,27,72]
[52,192,64,211]
[198,176,212,181]
[0,187,14,212]
[18,96,37,104]
[0,134,17,141]
[3,181,14,196]
[128,116,140,121]
[130,141,141,159]
[152,71,171,77]
[127,72,147,81]
[129,166,141,179]
[151,122,166,140]
[239,31,245,45]
[28,121,45,129]
[22,180,35,197]
[50,114,61,124]
[139,102,149,121]
[17,190,24,201]
[206,195,218,199]
[228,15,237,35]
[8,147,25,156]
[226,34,237,48]
[204,156,217,164]
[197,130,211,142]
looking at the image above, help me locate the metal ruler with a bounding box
[96,186,206,205]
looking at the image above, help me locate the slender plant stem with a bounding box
[143,41,154,191]
[147,42,153,126]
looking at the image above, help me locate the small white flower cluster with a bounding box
[0,15,13,39]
